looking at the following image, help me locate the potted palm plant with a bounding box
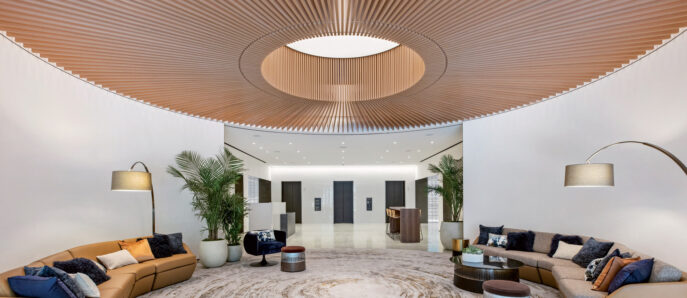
[427,154,464,250]
[167,148,243,268]
[221,193,248,262]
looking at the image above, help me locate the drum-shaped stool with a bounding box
[281,246,306,272]
[483,280,531,298]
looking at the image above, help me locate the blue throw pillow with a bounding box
[8,276,75,298]
[608,258,654,294]
[155,232,187,254]
[505,231,535,252]
[478,225,504,245]
[24,266,84,298]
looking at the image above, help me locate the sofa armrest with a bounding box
[608,280,687,298]
[182,243,195,257]
[274,230,287,245]
[243,233,259,255]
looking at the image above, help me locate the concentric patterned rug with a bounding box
[142,248,561,297]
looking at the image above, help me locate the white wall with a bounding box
[416,126,463,179]
[224,126,270,180]
[464,31,687,269]
[0,35,223,271]
[269,166,417,224]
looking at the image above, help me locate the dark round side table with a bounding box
[449,255,524,293]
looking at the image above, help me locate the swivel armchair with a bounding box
[244,230,287,267]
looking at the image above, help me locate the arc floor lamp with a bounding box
[565,141,687,187]
[111,161,155,233]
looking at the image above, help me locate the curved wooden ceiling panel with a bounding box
[1,0,686,133]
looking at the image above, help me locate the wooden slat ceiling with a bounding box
[261,45,425,102]
[1,0,686,133]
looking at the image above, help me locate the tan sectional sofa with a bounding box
[473,228,687,298]
[0,237,197,298]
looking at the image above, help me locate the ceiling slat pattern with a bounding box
[1,0,686,133]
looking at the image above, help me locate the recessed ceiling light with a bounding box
[287,35,398,59]
[296,150,301,153]
[302,156,306,159]
[416,149,421,152]
[341,150,345,153]
[252,142,256,145]
[265,150,270,154]
[407,156,411,159]
[385,149,389,153]
[393,141,398,145]
[259,146,263,150]
[288,142,293,145]
[341,141,345,145]
[275,156,279,159]
[430,140,435,144]
[341,156,345,159]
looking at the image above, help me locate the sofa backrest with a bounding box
[69,241,121,262]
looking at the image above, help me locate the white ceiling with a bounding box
[224,125,461,166]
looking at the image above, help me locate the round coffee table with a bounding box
[449,255,524,293]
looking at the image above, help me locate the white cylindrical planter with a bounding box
[462,253,484,263]
[439,221,464,250]
[199,239,228,268]
[227,244,243,262]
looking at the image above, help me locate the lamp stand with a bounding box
[585,141,687,175]
[129,161,155,234]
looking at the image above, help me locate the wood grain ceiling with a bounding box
[1,0,686,133]
[261,45,425,102]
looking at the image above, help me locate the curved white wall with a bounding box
[0,35,223,271]
[464,31,687,269]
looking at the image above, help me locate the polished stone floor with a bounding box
[285,223,447,252]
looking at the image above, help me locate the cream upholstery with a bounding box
[0,238,196,298]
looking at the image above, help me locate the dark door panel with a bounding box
[333,181,354,223]
[415,178,428,223]
[282,181,302,223]
[259,179,271,203]
[385,181,405,223]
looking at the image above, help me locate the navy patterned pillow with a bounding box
[257,230,276,242]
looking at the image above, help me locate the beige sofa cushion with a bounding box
[553,265,586,281]
[538,255,580,270]
[533,231,556,254]
[558,278,607,298]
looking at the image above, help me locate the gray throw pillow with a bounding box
[649,260,683,283]
[571,237,614,268]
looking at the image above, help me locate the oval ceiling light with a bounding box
[287,35,399,58]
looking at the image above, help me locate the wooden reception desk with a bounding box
[388,207,421,243]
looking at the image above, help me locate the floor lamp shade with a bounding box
[564,163,614,187]
[111,171,152,191]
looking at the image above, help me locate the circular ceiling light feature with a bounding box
[262,45,425,102]
[287,35,399,58]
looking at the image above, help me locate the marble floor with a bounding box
[285,223,447,252]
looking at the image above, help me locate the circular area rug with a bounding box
[142,248,561,297]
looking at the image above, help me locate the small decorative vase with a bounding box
[462,253,484,263]
[227,244,243,262]
[199,239,228,268]
[440,221,464,250]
